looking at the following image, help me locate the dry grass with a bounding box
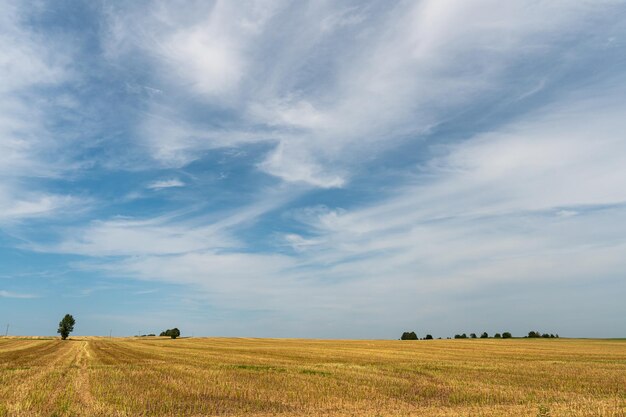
[0,337,624,416]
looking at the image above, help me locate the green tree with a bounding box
[161,328,181,339]
[425,334,433,340]
[470,333,477,339]
[401,331,418,340]
[480,332,488,338]
[57,314,75,340]
[494,333,502,338]
[502,332,512,338]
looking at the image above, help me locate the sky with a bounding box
[1,0,625,339]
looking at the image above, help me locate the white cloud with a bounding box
[0,290,38,299]
[160,24,243,98]
[75,86,626,327]
[0,2,68,94]
[46,217,236,257]
[0,183,83,228]
[0,2,81,223]
[258,142,346,188]
[286,90,626,290]
[38,186,298,257]
[104,0,281,100]
[101,0,623,188]
[147,178,185,190]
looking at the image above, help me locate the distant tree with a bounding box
[461,333,467,339]
[425,334,433,340]
[401,331,418,340]
[555,334,559,338]
[502,332,512,339]
[57,314,75,340]
[494,333,502,338]
[550,334,555,338]
[160,328,181,339]
[542,333,550,338]
[480,332,488,339]
[470,333,477,339]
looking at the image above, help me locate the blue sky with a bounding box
[1,0,625,338]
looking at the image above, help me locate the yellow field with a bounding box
[0,337,624,417]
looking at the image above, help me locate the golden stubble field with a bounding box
[0,337,624,417]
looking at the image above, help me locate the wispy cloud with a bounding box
[48,80,626,336]
[1,1,625,337]
[147,178,185,190]
[34,186,299,257]
[0,2,84,223]
[101,0,623,188]
[0,290,38,299]
[0,185,79,224]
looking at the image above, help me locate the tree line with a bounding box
[401,331,560,340]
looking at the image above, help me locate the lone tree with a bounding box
[57,314,75,340]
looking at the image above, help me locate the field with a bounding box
[0,337,624,417]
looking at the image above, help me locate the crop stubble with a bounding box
[0,337,624,416]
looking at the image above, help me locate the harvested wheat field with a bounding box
[0,337,624,417]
